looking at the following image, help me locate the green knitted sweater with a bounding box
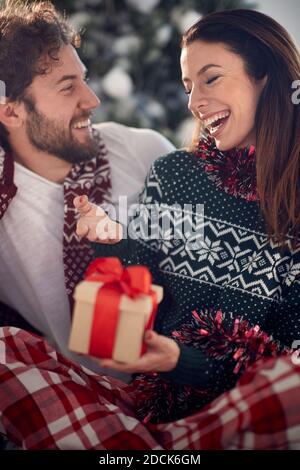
[94,149,300,398]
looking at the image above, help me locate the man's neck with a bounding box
[11,146,72,184]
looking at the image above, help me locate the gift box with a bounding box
[69,257,163,363]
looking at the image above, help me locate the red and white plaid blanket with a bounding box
[0,327,300,450]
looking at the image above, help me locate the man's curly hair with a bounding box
[0,0,81,150]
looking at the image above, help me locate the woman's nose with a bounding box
[188,88,208,115]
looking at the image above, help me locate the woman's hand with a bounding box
[98,330,180,374]
[73,195,123,244]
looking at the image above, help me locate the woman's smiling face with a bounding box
[180,40,267,150]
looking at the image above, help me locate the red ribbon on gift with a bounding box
[85,257,158,359]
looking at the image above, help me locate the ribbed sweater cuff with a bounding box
[160,343,210,387]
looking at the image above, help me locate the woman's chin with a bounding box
[214,135,252,151]
[213,138,234,152]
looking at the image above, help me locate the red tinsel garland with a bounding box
[133,372,209,424]
[133,309,290,424]
[173,309,289,374]
[196,135,258,201]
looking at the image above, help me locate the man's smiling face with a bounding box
[22,44,101,164]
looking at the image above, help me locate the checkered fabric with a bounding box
[0,327,300,450]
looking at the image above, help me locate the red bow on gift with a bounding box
[85,257,158,359]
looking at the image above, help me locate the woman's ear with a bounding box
[260,75,268,89]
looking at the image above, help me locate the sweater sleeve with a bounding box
[165,271,300,389]
[161,335,237,390]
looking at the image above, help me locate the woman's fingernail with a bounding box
[145,331,152,341]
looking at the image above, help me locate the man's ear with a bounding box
[0,100,26,129]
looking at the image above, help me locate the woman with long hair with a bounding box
[182,8,300,246]
[0,9,300,449]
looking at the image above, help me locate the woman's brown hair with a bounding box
[181,9,300,248]
[0,0,80,150]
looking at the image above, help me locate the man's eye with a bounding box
[61,85,74,92]
[206,76,220,85]
[84,76,90,83]
[184,89,191,95]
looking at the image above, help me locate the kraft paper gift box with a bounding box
[69,257,163,363]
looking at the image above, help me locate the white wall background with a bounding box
[256,0,300,48]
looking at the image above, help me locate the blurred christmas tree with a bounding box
[52,0,256,145]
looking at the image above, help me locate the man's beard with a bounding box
[23,96,99,164]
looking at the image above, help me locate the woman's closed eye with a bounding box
[183,75,220,94]
[206,76,220,85]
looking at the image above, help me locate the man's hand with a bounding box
[73,195,123,244]
[97,330,180,374]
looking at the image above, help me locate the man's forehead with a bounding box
[39,45,86,86]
